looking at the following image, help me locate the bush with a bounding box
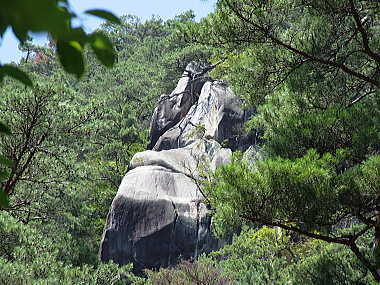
[0,211,145,285]
[146,260,235,285]
[204,227,376,285]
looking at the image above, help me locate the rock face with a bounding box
[99,62,253,272]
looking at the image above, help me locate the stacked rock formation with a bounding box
[99,62,252,272]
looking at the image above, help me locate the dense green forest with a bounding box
[1,0,379,284]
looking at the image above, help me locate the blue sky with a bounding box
[0,0,217,63]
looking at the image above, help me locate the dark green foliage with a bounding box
[1,1,378,283]
[248,88,380,160]
[0,1,121,207]
[184,0,380,106]
[0,122,11,135]
[0,125,11,208]
[206,227,290,284]
[0,65,32,86]
[207,150,341,234]
[56,40,85,78]
[85,10,122,25]
[90,32,117,68]
[180,0,380,281]
[146,260,235,285]
[206,150,380,281]
[0,11,218,283]
[287,246,372,285]
[205,227,376,285]
[148,226,376,284]
[0,0,120,79]
[0,211,144,285]
[0,190,8,209]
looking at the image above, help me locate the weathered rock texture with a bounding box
[100,62,253,272]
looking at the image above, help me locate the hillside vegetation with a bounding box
[1,1,379,284]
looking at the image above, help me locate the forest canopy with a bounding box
[181,0,380,282]
[0,0,379,284]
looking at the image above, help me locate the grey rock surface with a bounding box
[243,145,266,165]
[148,62,210,150]
[100,140,230,271]
[152,81,246,151]
[100,62,252,272]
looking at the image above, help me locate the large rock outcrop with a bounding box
[99,62,253,272]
